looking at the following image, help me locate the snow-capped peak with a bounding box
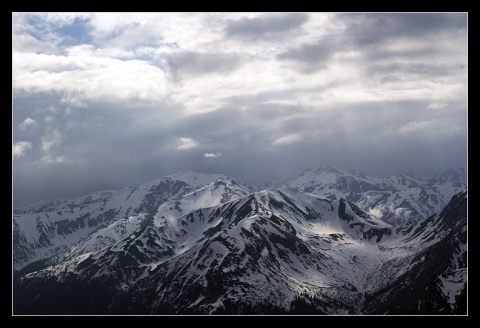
[164,170,240,190]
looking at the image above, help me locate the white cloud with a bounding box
[368,204,412,221]
[35,129,70,164]
[204,152,222,158]
[177,137,199,150]
[41,129,61,152]
[12,141,32,158]
[36,155,69,164]
[44,115,55,122]
[368,208,383,218]
[12,48,170,107]
[60,90,88,108]
[12,32,60,55]
[47,105,58,113]
[396,120,432,134]
[383,120,435,136]
[19,117,37,130]
[273,133,303,145]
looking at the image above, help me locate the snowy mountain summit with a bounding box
[281,166,466,225]
[13,168,467,315]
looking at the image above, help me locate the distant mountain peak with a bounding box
[164,170,235,189]
[432,167,466,184]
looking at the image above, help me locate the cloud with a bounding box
[60,91,88,108]
[277,39,337,72]
[177,137,199,150]
[36,155,69,164]
[368,203,412,221]
[384,119,435,135]
[368,63,463,80]
[19,117,38,130]
[35,128,71,165]
[225,13,308,39]
[338,13,467,47]
[12,141,32,158]
[13,45,170,107]
[165,51,243,79]
[204,152,222,158]
[12,32,60,55]
[41,129,61,152]
[397,121,432,134]
[273,133,303,145]
[427,102,448,109]
[11,13,467,209]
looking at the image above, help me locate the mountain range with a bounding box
[269,166,466,225]
[12,167,467,315]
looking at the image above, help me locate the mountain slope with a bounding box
[364,188,467,314]
[13,189,389,314]
[13,188,467,315]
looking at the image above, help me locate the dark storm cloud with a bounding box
[165,51,244,79]
[169,100,466,177]
[12,96,467,208]
[12,93,182,208]
[225,13,308,39]
[208,104,466,185]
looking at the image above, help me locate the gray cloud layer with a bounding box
[277,38,338,72]
[166,51,243,79]
[13,13,467,208]
[225,13,308,39]
[339,13,467,46]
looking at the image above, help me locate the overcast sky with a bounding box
[12,12,467,208]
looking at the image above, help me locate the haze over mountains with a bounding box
[13,167,467,315]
